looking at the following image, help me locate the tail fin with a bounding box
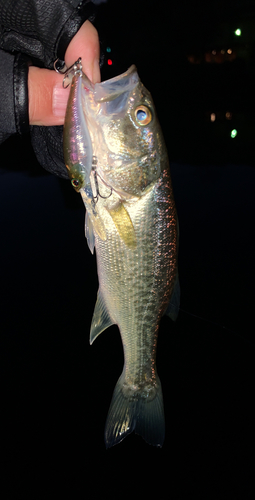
[104,373,165,448]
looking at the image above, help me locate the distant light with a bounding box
[221,49,225,54]
[226,112,232,120]
[231,129,237,138]
[212,50,216,55]
[235,28,241,36]
[227,48,232,54]
[106,47,111,53]
[210,113,216,122]
[107,59,113,65]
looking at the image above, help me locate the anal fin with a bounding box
[90,290,115,344]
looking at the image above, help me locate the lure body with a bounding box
[63,70,93,191]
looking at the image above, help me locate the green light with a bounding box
[106,47,111,52]
[230,129,237,138]
[235,28,241,36]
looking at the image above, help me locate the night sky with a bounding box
[1,1,255,498]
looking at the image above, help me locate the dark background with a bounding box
[1,0,254,498]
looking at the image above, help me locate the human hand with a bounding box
[28,20,100,126]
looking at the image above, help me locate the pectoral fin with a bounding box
[106,202,136,249]
[90,290,115,344]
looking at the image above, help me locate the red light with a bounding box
[107,59,113,65]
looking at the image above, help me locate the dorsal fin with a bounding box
[164,272,180,322]
[90,290,115,345]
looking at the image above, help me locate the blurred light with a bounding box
[210,113,216,122]
[226,112,232,120]
[231,129,237,138]
[107,59,113,65]
[221,49,225,54]
[227,48,232,54]
[235,28,241,36]
[106,47,111,53]
[212,50,216,55]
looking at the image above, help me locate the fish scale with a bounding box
[94,168,177,390]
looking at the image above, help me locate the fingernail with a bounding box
[52,82,69,117]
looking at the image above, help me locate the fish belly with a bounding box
[93,168,178,447]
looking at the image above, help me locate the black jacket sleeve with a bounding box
[0,49,16,144]
[0,0,96,69]
[0,0,96,179]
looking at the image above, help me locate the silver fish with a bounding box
[63,62,179,447]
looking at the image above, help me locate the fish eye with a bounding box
[135,105,152,126]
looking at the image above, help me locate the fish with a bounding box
[63,61,179,448]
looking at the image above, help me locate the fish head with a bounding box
[82,65,166,198]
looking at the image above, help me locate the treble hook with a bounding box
[54,57,83,88]
[91,157,112,204]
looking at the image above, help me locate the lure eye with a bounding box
[69,163,86,191]
[71,178,80,189]
[135,105,152,126]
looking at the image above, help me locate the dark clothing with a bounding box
[0,0,96,178]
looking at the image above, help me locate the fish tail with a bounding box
[104,373,165,448]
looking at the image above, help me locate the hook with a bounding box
[53,58,66,73]
[54,57,83,88]
[91,157,112,204]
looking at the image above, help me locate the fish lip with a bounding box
[98,64,137,85]
[94,65,139,103]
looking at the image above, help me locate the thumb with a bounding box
[28,21,100,127]
[28,66,70,126]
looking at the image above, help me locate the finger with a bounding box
[64,20,101,83]
[28,66,70,126]
[28,20,100,126]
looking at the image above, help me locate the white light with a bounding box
[235,28,241,36]
[210,113,216,122]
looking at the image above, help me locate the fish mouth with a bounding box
[94,65,139,103]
